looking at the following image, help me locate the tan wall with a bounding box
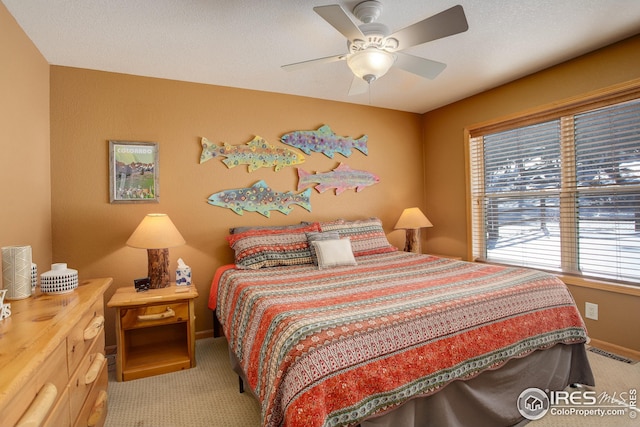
[566,284,639,355]
[49,67,424,346]
[0,3,52,286]
[422,34,640,352]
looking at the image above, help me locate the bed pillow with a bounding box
[311,238,357,269]
[227,222,321,269]
[318,217,397,257]
[306,231,340,265]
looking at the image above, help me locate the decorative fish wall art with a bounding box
[281,125,368,159]
[297,163,380,195]
[207,180,312,217]
[199,136,305,172]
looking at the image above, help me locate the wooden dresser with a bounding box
[0,278,112,427]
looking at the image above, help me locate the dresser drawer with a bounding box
[8,340,69,427]
[68,299,105,375]
[73,359,108,427]
[69,328,106,419]
[120,302,189,330]
[43,386,70,427]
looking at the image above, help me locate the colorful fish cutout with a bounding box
[199,136,305,172]
[280,124,368,159]
[207,180,312,217]
[297,163,380,195]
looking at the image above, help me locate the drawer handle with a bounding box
[87,390,108,427]
[83,315,105,341]
[137,307,175,321]
[85,353,106,385]
[16,382,57,427]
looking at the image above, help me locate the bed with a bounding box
[208,218,594,427]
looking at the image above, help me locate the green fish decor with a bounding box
[199,136,305,172]
[207,180,312,217]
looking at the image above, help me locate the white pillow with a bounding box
[311,239,357,269]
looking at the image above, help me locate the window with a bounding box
[468,89,640,285]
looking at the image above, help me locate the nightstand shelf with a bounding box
[123,328,190,376]
[107,283,198,381]
[122,341,190,380]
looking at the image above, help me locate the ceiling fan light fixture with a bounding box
[347,48,395,83]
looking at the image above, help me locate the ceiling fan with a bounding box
[282,1,469,95]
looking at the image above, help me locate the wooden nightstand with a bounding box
[107,283,198,381]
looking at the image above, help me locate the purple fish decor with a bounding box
[281,125,368,159]
[297,163,380,195]
[207,180,312,217]
[199,136,305,172]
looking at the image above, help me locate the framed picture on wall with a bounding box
[109,140,159,203]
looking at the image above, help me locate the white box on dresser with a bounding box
[0,278,112,427]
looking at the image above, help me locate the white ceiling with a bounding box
[4,0,640,114]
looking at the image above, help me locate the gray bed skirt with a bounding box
[229,343,594,427]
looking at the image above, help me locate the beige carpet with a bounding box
[105,337,260,427]
[105,337,639,427]
[530,347,639,427]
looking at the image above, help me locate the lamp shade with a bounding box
[394,207,433,230]
[347,48,396,83]
[126,213,185,249]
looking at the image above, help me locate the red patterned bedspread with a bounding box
[214,251,588,427]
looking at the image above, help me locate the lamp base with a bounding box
[404,229,422,254]
[147,248,170,289]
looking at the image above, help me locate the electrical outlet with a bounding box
[585,302,598,320]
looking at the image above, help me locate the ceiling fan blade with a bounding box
[282,54,346,72]
[348,75,369,96]
[314,4,365,41]
[390,5,468,50]
[395,52,447,80]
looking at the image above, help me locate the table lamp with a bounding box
[126,213,185,289]
[394,207,433,253]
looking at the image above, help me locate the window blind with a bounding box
[474,120,563,270]
[573,100,640,282]
[469,97,640,284]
